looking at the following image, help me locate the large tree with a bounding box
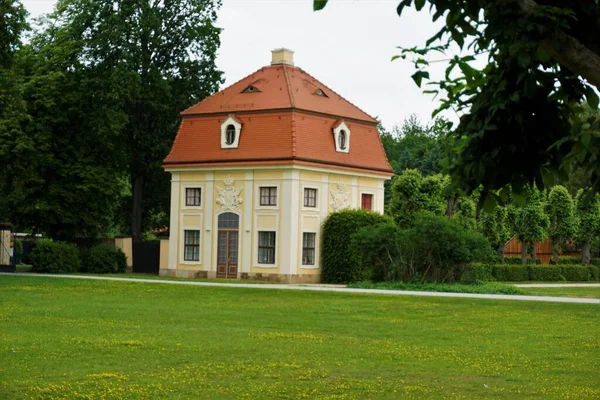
[511,186,549,264]
[574,190,600,265]
[315,1,600,201]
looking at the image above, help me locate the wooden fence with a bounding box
[504,237,581,264]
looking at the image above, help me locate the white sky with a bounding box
[22,0,452,130]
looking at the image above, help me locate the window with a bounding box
[185,188,201,206]
[303,188,317,208]
[361,194,373,211]
[225,124,236,145]
[339,130,347,150]
[258,231,276,264]
[242,85,260,93]
[313,88,328,97]
[260,186,277,206]
[302,233,316,265]
[184,230,200,261]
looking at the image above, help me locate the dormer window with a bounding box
[314,88,328,97]
[221,115,242,149]
[225,124,236,145]
[332,121,350,153]
[242,85,260,93]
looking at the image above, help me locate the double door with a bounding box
[217,230,238,279]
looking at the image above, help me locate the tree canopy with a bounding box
[315,0,600,202]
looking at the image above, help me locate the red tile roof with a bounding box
[165,62,393,175]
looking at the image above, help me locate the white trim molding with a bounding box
[220,115,242,149]
[333,121,351,153]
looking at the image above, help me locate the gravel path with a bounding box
[2,272,599,304]
[513,283,600,288]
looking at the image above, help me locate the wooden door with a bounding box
[217,213,239,279]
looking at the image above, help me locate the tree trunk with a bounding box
[552,241,559,264]
[582,241,591,265]
[131,175,144,243]
[446,194,458,217]
[530,242,537,262]
[498,245,505,263]
[521,241,527,265]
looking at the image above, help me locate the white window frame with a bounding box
[301,231,317,266]
[253,213,280,268]
[257,231,277,266]
[181,183,204,210]
[180,214,202,265]
[255,183,280,210]
[220,115,242,149]
[333,121,351,153]
[301,185,319,211]
[181,228,201,264]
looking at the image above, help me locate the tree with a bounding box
[511,186,549,264]
[575,190,600,265]
[315,1,600,201]
[387,169,447,228]
[545,185,578,262]
[479,204,512,263]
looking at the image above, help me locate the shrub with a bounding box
[560,265,592,281]
[322,209,391,283]
[492,265,529,281]
[529,265,563,281]
[30,239,81,273]
[80,244,126,274]
[460,263,494,283]
[587,265,599,281]
[351,213,493,283]
[503,255,541,265]
[549,255,582,265]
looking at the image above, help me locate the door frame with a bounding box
[215,212,241,279]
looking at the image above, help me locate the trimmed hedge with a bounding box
[587,265,599,281]
[80,244,127,274]
[549,255,582,265]
[528,265,563,281]
[460,263,494,283]
[322,209,391,283]
[503,256,541,265]
[30,239,81,273]
[493,265,530,281]
[560,265,592,282]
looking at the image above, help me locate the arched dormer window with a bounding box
[221,115,242,149]
[332,121,350,153]
[225,124,236,145]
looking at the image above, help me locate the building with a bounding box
[162,49,393,282]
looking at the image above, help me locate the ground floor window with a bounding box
[258,231,276,264]
[361,193,373,211]
[302,232,316,265]
[184,230,200,261]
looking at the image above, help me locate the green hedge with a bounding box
[549,256,582,265]
[492,265,530,281]
[80,244,127,274]
[460,263,494,283]
[503,256,541,265]
[560,265,592,281]
[528,265,563,281]
[322,209,391,283]
[30,239,81,273]
[587,265,599,281]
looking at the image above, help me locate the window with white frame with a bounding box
[302,232,316,265]
[259,186,277,206]
[184,230,200,261]
[258,231,276,264]
[220,115,242,149]
[185,188,201,206]
[333,121,351,153]
[303,188,317,208]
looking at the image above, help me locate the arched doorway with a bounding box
[217,212,239,279]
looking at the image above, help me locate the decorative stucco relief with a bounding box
[330,182,349,211]
[216,175,243,212]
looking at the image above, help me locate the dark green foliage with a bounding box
[546,185,578,261]
[492,265,530,282]
[560,265,592,282]
[80,245,127,274]
[30,239,80,273]
[321,209,390,283]
[351,213,493,283]
[503,256,522,265]
[587,265,599,281]
[549,256,582,265]
[460,263,494,283]
[528,265,563,282]
[348,281,522,295]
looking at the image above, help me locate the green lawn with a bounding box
[1,276,599,399]
[522,286,600,299]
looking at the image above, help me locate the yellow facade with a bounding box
[163,165,386,282]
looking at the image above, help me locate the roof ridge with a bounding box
[293,66,376,123]
[180,66,266,115]
[283,65,296,157]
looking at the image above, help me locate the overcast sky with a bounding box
[22,0,452,130]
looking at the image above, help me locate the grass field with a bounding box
[1,276,599,399]
[522,286,600,299]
